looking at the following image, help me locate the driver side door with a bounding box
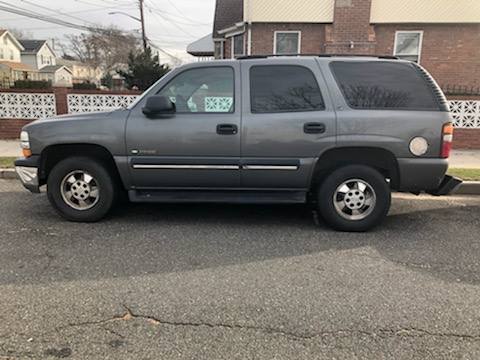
[126,63,241,189]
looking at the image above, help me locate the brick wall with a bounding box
[375,23,480,89]
[0,88,140,140]
[325,0,376,54]
[0,119,31,139]
[223,36,232,59]
[453,129,480,149]
[251,23,326,55]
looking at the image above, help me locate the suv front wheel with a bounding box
[317,165,391,232]
[47,157,117,222]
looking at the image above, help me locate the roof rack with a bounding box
[236,54,398,60]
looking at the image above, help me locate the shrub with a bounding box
[73,82,97,90]
[13,80,52,89]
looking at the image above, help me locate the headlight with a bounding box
[20,131,30,149]
[20,131,32,158]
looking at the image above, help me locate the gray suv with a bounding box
[15,55,461,231]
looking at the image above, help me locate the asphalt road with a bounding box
[1,179,480,359]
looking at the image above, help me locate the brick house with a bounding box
[213,0,480,91]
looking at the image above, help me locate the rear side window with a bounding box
[250,65,325,113]
[330,61,439,110]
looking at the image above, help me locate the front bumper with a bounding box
[14,156,41,193]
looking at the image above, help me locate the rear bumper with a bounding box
[397,158,462,195]
[14,156,41,193]
[397,158,448,192]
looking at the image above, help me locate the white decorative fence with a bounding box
[0,92,56,119]
[67,94,138,113]
[449,100,480,128]
[0,91,479,129]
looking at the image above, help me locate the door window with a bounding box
[158,67,234,113]
[250,65,325,113]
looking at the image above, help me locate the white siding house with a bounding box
[19,40,56,70]
[0,30,23,63]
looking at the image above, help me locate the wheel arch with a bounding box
[310,147,400,190]
[39,143,125,188]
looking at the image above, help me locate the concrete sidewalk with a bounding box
[0,140,20,157]
[0,139,479,168]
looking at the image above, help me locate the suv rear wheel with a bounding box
[317,165,391,232]
[47,157,117,222]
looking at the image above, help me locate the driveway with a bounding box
[1,179,480,359]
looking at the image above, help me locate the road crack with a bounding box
[59,305,480,342]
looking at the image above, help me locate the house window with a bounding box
[232,35,244,58]
[3,37,7,45]
[0,49,3,59]
[214,41,224,59]
[274,31,301,55]
[394,31,423,63]
[9,49,13,60]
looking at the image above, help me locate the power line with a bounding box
[144,4,196,38]
[19,0,98,26]
[144,0,211,26]
[0,2,93,31]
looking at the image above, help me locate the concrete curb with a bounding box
[1,168,480,195]
[455,181,480,195]
[0,168,17,180]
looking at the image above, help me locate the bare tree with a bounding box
[63,26,140,71]
[9,28,33,40]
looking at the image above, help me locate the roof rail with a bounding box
[236,54,398,60]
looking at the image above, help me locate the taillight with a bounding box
[441,123,454,158]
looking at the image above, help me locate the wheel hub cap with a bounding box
[333,179,376,221]
[60,170,100,211]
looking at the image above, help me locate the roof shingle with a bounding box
[213,0,244,38]
[19,40,47,54]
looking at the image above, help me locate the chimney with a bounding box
[325,0,376,54]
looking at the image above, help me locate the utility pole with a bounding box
[139,0,147,51]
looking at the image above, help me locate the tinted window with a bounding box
[158,67,234,113]
[250,65,325,113]
[330,61,438,110]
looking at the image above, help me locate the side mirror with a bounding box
[142,96,176,117]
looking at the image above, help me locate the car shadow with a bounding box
[0,192,479,285]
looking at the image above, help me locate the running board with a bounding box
[128,190,307,204]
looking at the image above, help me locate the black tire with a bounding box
[47,157,117,222]
[317,165,391,232]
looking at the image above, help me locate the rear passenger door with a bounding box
[240,59,336,189]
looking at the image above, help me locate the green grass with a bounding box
[0,157,16,169]
[448,168,480,181]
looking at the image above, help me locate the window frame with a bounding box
[329,60,440,112]
[231,35,245,58]
[393,30,423,63]
[249,64,326,114]
[156,65,236,115]
[273,31,302,55]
